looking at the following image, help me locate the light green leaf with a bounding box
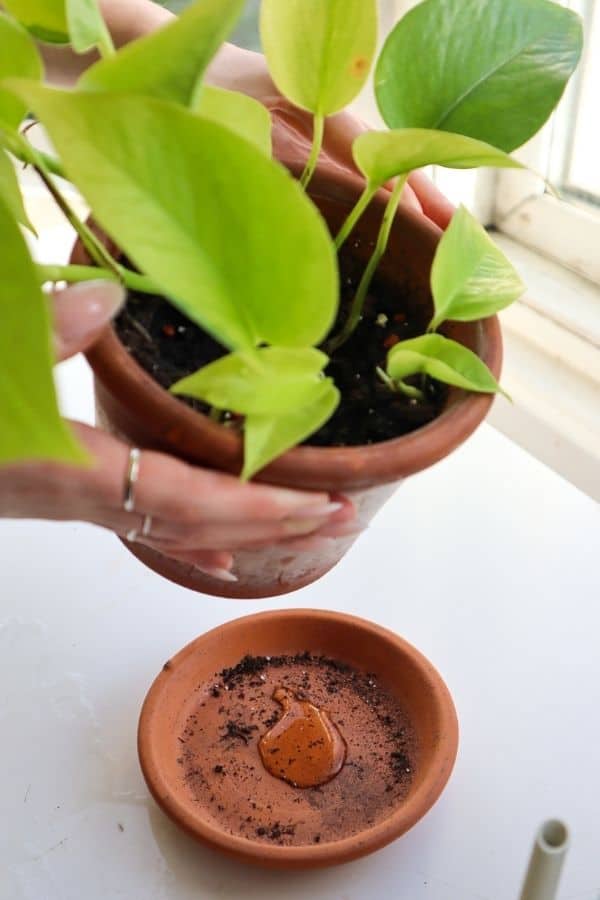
[171,347,328,414]
[387,334,503,395]
[79,0,243,107]
[2,0,69,42]
[260,0,378,116]
[0,148,34,230]
[66,0,112,55]
[0,197,87,465]
[430,205,525,330]
[0,13,43,131]
[353,128,522,187]
[195,86,271,156]
[375,0,583,152]
[243,380,340,480]
[13,84,338,350]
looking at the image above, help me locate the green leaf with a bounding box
[2,0,69,43]
[260,0,378,116]
[65,0,112,55]
[0,197,87,465]
[0,13,43,131]
[430,205,525,330]
[375,0,583,152]
[79,0,244,107]
[387,334,503,395]
[0,147,34,230]
[171,347,329,414]
[13,84,338,351]
[353,128,523,187]
[243,380,340,480]
[194,86,272,156]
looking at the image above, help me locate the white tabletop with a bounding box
[1,352,599,900]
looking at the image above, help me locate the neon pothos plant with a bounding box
[0,0,583,477]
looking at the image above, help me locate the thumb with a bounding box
[53,281,125,362]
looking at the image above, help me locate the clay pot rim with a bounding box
[82,160,502,489]
[138,609,459,868]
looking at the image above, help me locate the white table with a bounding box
[1,354,599,900]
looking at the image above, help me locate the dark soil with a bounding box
[177,653,417,846]
[115,241,447,447]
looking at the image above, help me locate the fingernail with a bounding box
[55,281,125,342]
[283,518,324,536]
[195,566,238,583]
[293,502,343,519]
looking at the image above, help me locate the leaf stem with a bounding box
[375,366,398,393]
[334,182,377,251]
[328,175,408,353]
[395,379,425,402]
[97,29,116,59]
[300,113,325,190]
[3,128,66,178]
[37,263,161,296]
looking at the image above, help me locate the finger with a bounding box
[53,281,125,362]
[135,450,337,525]
[142,546,238,582]
[407,171,456,230]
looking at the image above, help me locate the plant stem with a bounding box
[37,263,161,296]
[395,379,425,402]
[327,175,408,353]
[375,366,398,393]
[334,182,377,251]
[300,113,325,190]
[97,29,116,59]
[3,128,66,178]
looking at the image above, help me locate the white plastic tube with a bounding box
[519,819,570,900]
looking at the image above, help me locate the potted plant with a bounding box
[0,0,582,597]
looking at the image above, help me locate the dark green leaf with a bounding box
[13,84,338,351]
[195,85,271,156]
[260,0,378,115]
[79,0,243,107]
[243,380,340,480]
[353,128,522,187]
[0,13,43,131]
[0,197,87,464]
[387,333,503,394]
[375,0,583,151]
[430,205,525,330]
[171,347,328,414]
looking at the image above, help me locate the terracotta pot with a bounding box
[138,609,459,868]
[80,161,502,598]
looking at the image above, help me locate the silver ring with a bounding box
[126,527,139,542]
[142,514,153,538]
[123,447,141,512]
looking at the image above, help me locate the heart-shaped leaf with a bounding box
[0,148,34,230]
[0,13,43,131]
[243,380,340,480]
[13,84,338,351]
[171,348,329,414]
[353,128,523,188]
[387,333,503,395]
[79,0,243,107]
[375,0,583,152]
[0,196,86,464]
[195,86,271,156]
[430,205,525,330]
[65,0,112,55]
[2,0,69,42]
[260,0,378,116]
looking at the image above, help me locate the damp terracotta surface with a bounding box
[138,610,459,868]
[80,160,502,599]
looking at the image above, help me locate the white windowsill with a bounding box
[489,233,600,501]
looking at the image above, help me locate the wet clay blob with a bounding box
[177,653,417,847]
[258,688,347,788]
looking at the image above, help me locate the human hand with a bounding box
[0,283,356,582]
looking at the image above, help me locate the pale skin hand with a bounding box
[0,284,357,581]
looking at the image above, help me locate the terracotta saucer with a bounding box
[138,609,458,869]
